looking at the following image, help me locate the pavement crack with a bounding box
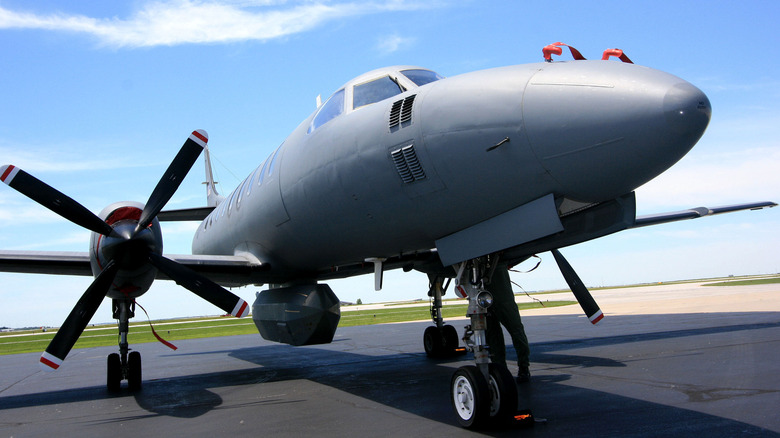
[672,384,778,403]
[0,369,41,396]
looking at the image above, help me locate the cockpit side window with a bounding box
[401,69,444,86]
[308,88,345,133]
[353,76,404,110]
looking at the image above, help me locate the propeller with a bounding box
[40,261,119,370]
[551,249,604,324]
[135,130,208,234]
[0,165,114,237]
[2,129,249,371]
[149,252,249,317]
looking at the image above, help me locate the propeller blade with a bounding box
[148,252,249,318]
[1,165,114,237]
[551,249,604,324]
[135,130,208,233]
[40,261,119,371]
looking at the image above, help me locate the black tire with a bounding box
[487,363,518,423]
[450,365,490,428]
[423,326,443,357]
[442,324,459,352]
[107,353,121,393]
[128,351,142,392]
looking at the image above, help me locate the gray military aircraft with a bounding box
[1,43,776,428]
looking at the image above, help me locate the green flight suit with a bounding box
[486,266,530,371]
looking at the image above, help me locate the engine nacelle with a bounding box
[252,284,341,346]
[89,201,163,300]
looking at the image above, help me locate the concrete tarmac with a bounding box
[1,281,778,437]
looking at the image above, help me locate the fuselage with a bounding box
[192,61,710,277]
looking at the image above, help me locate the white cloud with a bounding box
[3,230,90,250]
[0,198,64,226]
[635,146,780,211]
[376,33,415,54]
[160,221,201,236]
[0,0,434,48]
[0,145,144,173]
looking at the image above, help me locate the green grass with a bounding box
[0,317,259,356]
[537,274,780,292]
[702,277,780,287]
[339,300,575,327]
[0,300,575,356]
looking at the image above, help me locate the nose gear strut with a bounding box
[446,255,518,428]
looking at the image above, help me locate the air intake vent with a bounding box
[391,144,426,183]
[389,95,416,129]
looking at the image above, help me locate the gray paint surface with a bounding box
[191,61,711,279]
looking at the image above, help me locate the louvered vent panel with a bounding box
[400,95,415,124]
[389,95,416,129]
[391,145,426,184]
[402,145,425,180]
[391,149,414,183]
[389,99,403,129]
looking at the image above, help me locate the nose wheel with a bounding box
[451,366,489,427]
[451,364,517,428]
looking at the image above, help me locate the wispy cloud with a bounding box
[376,33,415,54]
[0,144,147,173]
[0,0,434,48]
[635,147,780,211]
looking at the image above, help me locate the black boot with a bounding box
[516,368,530,383]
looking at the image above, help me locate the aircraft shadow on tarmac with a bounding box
[1,314,778,436]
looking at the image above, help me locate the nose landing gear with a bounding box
[446,256,518,428]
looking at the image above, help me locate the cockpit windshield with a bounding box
[308,88,345,134]
[353,76,404,109]
[401,69,444,86]
[308,67,444,134]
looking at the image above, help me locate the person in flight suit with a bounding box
[486,265,531,383]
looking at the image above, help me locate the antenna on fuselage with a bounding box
[202,143,225,207]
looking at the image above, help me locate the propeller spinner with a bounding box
[1,130,249,389]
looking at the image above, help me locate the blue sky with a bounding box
[1,1,778,328]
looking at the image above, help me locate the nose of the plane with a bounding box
[663,82,711,145]
[522,61,711,203]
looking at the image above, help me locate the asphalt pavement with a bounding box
[1,282,778,437]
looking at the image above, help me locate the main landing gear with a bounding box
[435,256,518,428]
[423,276,464,357]
[107,299,142,392]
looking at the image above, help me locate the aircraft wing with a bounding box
[0,250,93,276]
[163,254,271,287]
[491,196,776,270]
[0,245,442,288]
[2,201,773,286]
[632,201,777,228]
[157,206,215,221]
[0,250,273,287]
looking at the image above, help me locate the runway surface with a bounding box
[1,281,779,437]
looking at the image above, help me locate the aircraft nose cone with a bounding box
[663,82,711,144]
[523,61,712,203]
